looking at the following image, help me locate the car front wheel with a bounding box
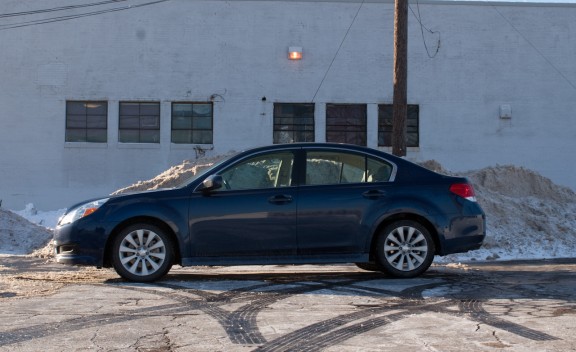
[112,223,174,282]
[376,220,435,278]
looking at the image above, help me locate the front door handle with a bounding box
[268,194,293,204]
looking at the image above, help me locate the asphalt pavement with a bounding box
[0,257,575,351]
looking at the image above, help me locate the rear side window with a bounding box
[305,151,392,185]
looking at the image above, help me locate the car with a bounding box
[53,143,485,282]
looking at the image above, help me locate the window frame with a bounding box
[303,150,393,186]
[378,104,420,148]
[65,101,108,143]
[325,103,367,146]
[118,101,161,144]
[171,102,214,145]
[273,103,315,144]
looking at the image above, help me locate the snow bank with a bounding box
[2,156,575,262]
[0,207,54,256]
[450,165,576,261]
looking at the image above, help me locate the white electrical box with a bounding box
[500,104,512,119]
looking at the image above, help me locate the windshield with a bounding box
[174,153,236,188]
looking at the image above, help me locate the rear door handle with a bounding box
[268,194,293,204]
[362,189,387,199]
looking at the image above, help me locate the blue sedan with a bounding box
[53,143,485,282]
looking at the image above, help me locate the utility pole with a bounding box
[392,0,408,157]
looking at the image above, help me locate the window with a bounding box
[220,152,294,190]
[119,102,160,143]
[65,101,107,143]
[273,103,314,144]
[378,104,419,147]
[305,151,392,185]
[171,103,213,144]
[325,104,367,146]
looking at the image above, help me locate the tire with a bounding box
[112,223,174,282]
[355,262,383,272]
[375,220,435,278]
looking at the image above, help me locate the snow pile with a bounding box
[449,165,576,261]
[0,207,54,256]
[2,156,575,262]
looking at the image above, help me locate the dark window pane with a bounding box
[87,115,106,129]
[86,129,107,143]
[119,129,140,143]
[67,102,86,115]
[172,130,192,144]
[67,114,86,128]
[193,116,212,129]
[273,103,315,144]
[140,103,160,115]
[193,130,213,144]
[172,116,192,130]
[140,130,160,143]
[119,116,140,129]
[325,104,366,146]
[119,102,160,143]
[66,129,86,142]
[140,115,160,129]
[192,104,212,117]
[378,104,419,147]
[66,101,108,143]
[171,102,213,144]
[172,103,193,117]
[120,103,140,116]
[86,102,107,115]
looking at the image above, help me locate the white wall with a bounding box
[0,0,575,210]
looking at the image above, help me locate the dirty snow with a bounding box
[1,157,575,263]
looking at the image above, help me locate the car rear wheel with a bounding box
[112,223,174,282]
[376,220,435,278]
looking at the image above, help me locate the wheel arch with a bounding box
[368,213,441,261]
[103,216,182,268]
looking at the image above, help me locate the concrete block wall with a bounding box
[0,0,574,209]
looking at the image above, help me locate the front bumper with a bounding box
[53,219,110,268]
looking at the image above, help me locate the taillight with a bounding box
[450,183,477,202]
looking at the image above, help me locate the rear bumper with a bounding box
[438,213,486,255]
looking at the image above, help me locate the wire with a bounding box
[492,6,576,93]
[0,0,129,18]
[311,0,365,103]
[0,0,170,31]
[409,0,440,59]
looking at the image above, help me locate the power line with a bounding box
[0,0,170,31]
[492,6,576,93]
[311,0,365,103]
[0,0,129,18]
[409,0,440,59]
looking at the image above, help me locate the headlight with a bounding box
[58,198,109,225]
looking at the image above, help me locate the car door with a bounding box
[297,149,393,255]
[188,151,298,258]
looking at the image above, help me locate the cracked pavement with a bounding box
[0,258,575,351]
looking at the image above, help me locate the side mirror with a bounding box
[201,175,223,192]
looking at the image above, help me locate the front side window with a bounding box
[306,151,392,185]
[378,104,419,147]
[325,104,367,146]
[220,152,294,190]
[171,103,213,144]
[65,101,107,143]
[273,103,315,144]
[119,102,160,143]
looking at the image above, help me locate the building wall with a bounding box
[0,0,575,210]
